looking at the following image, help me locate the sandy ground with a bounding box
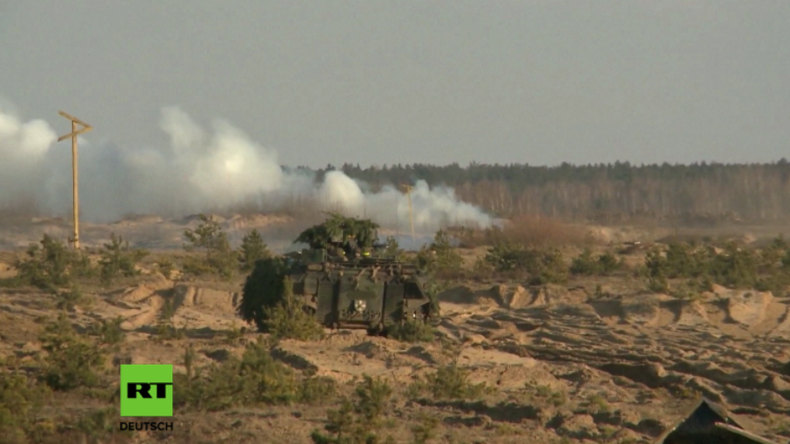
[2,215,790,443]
[2,270,790,443]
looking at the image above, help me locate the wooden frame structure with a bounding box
[57,110,93,250]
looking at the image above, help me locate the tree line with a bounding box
[309,159,790,224]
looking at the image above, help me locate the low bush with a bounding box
[310,375,395,444]
[569,248,623,276]
[387,319,435,343]
[53,285,94,311]
[183,214,238,280]
[238,257,294,333]
[408,363,487,401]
[447,215,590,249]
[98,233,149,285]
[416,229,464,277]
[0,368,52,444]
[484,241,567,284]
[14,234,95,291]
[263,276,324,341]
[38,313,109,391]
[175,337,338,413]
[640,237,790,296]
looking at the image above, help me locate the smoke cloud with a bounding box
[0,103,493,233]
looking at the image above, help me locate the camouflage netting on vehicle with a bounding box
[293,212,379,251]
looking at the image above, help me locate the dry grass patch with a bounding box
[449,215,592,249]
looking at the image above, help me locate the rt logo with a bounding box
[120,364,173,417]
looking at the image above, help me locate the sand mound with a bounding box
[111,215,165,226]
[489,284,571,309]
[723,290,773,326]
[172,285,239,314]
[490,284,530,309]
[225,213,294,231]
[0,261,15,279]
[438,286,495,305]
[620,297,662,326]
[117,273,173,304]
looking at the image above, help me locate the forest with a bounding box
[308,160,790,224]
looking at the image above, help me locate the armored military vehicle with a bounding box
[279,213,439,334]
[287,246,436,333]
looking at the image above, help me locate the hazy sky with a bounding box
[1,0,789,168]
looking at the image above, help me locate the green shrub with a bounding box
[15,234,95,290]
[263,276,324,341]
[238,256,291,332]
[383,235,401,258]
[295,212,380,250]
[408,363,487,401]
[157,258,175,279]
[183,214,238,280]
[54,285,93,311]
[707,242,758,289]
[87,316,126,348]
[65,407,131,444]
[98,233,148,285]
[484,241,567,284]
[175,336,333,412]
[416,229,463,276]
[411,414,440,444]
[238,229,271,271]
[310,375,395,444]
[387,319,435,343]
[570,248,622,276]
[299,376,339,405]
[38,314,107,391]
[0,369,51,444]
[641,239,790,295]
[528,383,567,407]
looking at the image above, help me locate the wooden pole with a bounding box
[57,111,92,250]
[72,120,79,249]
[401,184,415,243]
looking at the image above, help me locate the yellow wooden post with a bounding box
[400,184,415,243]
[57,111,93,249]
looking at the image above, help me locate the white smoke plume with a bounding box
[0,103,493,233]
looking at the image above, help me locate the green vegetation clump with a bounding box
[0,368,51,444]
[310,375,395,444]
[38,313,109,391]
[262,276,324,341]
[484,241,567,284]
[295,212,380,250]
[174,336,338,412]
[387,319,436,343]
[570,248,622,276]
[238,256,291,332]
[181,214,275,280]
[98,233,149,285]
[408,363,487,401]
[383,235,402,258]
[0,232,148,294]
[238,228,271,271]
[183,214,238,280]
[12,234,94,290]
[640,237,790,296]
[53,285,93,311]
[416,229,463,277]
